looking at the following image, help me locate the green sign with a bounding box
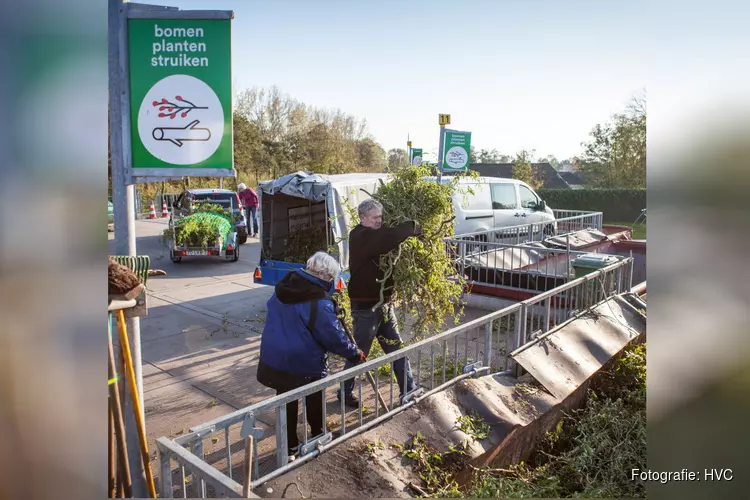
[442,130,471,171]
[410,148,423,166]
[128,19,233,171]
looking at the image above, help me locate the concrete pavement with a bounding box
[108,218,494,493]
[109,218,276,479]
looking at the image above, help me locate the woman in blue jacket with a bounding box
[257,251,366,460]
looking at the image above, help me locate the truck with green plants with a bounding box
[163,202,240,264]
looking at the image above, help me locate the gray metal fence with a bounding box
[447,238,585,295]
[452,209,603,247]
[156,255,633,498]
[510,257,634,360]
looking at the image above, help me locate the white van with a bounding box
[430,176,556,237]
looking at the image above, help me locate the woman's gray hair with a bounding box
[358,198,383,218]
[305,251,341,281]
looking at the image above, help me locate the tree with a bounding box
[356,138,386,172]
[539,155,559,169]
[233,113,264,184]
[233,85,384,179]
[477,148,504,163]
[557,158,574,172]
[305,123,337,174]
[387,148,407,170]
[512,149,541,189]
[579,91,646,188]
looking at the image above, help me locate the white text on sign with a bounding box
[151,24,209,68]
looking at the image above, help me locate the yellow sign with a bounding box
[439,114,451,126]
[407,141,412,148]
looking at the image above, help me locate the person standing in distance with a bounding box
[237,183,259,237]
[338,198,423,408]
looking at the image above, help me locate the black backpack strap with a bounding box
[307,296,337,333]
[307,299,319,333]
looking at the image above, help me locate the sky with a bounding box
[150,0,654,161]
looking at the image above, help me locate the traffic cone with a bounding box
[149,201,157,219]
[161,200,168,218]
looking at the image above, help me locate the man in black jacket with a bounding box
[338,198,423,408]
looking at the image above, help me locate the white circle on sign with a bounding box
[137,74,224,165]
[413,156,423,166]
[445,146,468,169]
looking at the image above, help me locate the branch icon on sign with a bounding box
[152,120,211,147]
[152,96,208,119]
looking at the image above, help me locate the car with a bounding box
[428,175,556,237]
[108,200,114,224]
[171,188,248,244]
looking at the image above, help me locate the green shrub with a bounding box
[538,188,646,222]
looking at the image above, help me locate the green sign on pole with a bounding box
[128,18,233,176]
[442,130,471,172]
[410,148,423,166]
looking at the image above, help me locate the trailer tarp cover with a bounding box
[259,171,391,269]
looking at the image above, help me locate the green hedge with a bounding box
[537,188,646,222]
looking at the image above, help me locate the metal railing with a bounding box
[447,238,585,295]
[156,254,634,498]
[157,304,521,497]
[511,257,634,356]
[157,437,248,498]
[451,210,603,247]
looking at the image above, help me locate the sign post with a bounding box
[109,1,234,495]
[441,130,472,172]
[410,148,423,166]
[110,1,145,494]
[437,114,451,179]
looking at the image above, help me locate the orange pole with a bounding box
[116,310,157,498]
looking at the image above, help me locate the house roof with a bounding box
[465,163,572,189]
[559,172,585,185]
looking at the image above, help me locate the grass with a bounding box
[605,221,647,239]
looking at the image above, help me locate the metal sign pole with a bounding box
[437,125,445,181]
[109,1,147,496]
[110,0,136,258]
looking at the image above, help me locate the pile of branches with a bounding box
[466,345,647,498]
[163,210,233,248]
[190,202,239,224]
[283,225,329,263]
[367,165,477,339]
